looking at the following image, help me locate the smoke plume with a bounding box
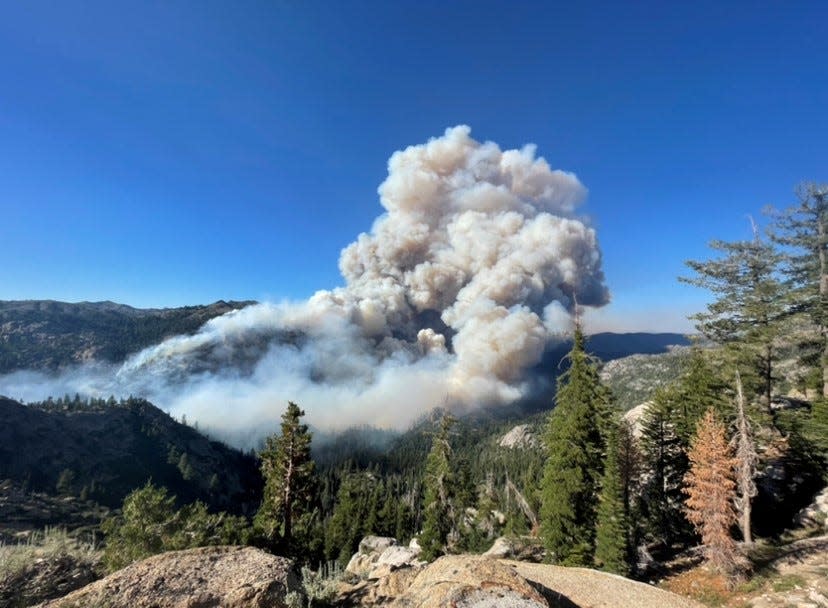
[1,126,608,446]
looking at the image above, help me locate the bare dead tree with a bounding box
[505,474,539,533]
[732,371,758,545]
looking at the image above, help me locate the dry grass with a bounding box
[0,526,99,580]
[662,566,734,607]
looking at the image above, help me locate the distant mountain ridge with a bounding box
[0,299,255,373]
[0,396,262,513]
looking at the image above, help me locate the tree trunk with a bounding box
[765,345,773,414]
[734,372,756,545]
[818,196,828,398]
[283,434,295,544]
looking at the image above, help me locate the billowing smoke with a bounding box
[0,126,608,446]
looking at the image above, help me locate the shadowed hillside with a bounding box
[0,396,262,514]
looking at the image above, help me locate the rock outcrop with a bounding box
[388,555,549,608]
[346,536,424,579]
[499,425,540,450]
[622,401,652,438]
[36,546,301,608]
[482,536,544,562]
[507,560,703,608]
[795,486,828,530]
[343,553,704,608]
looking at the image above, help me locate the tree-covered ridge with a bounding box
[0,299,254,372]
[0,396,261,513]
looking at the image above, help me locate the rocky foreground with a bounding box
[35,546,301,608]
[32,543,703,608]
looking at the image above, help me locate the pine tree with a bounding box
[683,409,742,579]
[540,324,607,565]
[595,420,630,575]
[255,401,318,554]
[768,183,828,397]
[639,389,690,546]
[681,227,786,410]
[671,349,730,444]
[811,398,828,460]
[420,412,458,561]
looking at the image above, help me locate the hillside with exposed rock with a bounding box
[0,299,254,373]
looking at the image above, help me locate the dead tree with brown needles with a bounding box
[683,409,744,580]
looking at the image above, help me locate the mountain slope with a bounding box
[0,396,261,513]
[0,299,254,373]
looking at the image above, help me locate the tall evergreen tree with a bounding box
[420,412,459,561]
[681,228,786,410]
[639,389,690,546]
[671,349,730,444]
[595,419,631,575]
[540,324,608,565]
[255,401,319,555]
[769,182,828,397]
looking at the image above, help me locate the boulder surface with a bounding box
[388,555,548,608]
[36,546,301,608]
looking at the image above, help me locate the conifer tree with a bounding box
[325,472,364,565]
[616,418,640,528]
[811,398,828,460]
[639,350,730,547]
[671,349,730,444]
[255,401,318,554]
[769,183,828,397]
[639,389,690,546]
[681,228,786,410]
[595,420,630,575]
[420,412,458,561]
[683,409,742,578]
[540,324,608,565]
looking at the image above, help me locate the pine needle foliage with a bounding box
[681,230,786,410]
[255,401,319,556]
[683,409,742,579]
[595,419,630,575]
[639,388,691,546]
[768,183,828,397]
[420,412,458,561]
[540,325,609,566]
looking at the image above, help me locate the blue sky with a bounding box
[0,1,825,332]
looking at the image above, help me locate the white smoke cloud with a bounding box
[0,126,608,446]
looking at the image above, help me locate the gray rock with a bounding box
[483,537,513,559]
[388,555,548,608]
[796,486,828,530]
[347,536,401,577]
[358,536,398,555]
[499,425,539,450]
[36,546,302,608]
[482,536,545,562]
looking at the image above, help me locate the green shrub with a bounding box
[102,482,251,571]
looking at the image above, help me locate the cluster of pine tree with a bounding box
[532,182,828,579]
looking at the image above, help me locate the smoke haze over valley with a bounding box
[0,127,611,445]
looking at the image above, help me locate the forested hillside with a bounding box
[0,396,261,513]
[0,299,254,372]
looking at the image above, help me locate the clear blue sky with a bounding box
[1,1,825,331]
